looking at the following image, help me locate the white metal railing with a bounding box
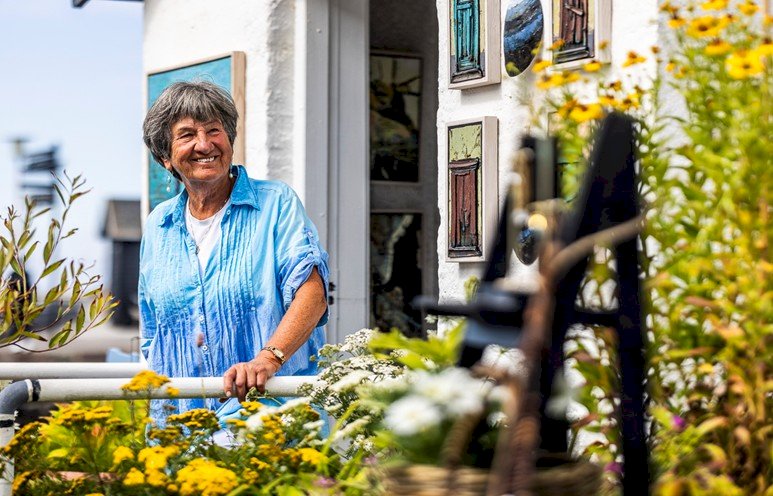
[0,362,143,380]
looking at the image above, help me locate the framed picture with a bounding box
[448,0,501,89]
[503,0,545,77]
[370,52,422,182]
[548,0,611,66]
[144,52,246,214]
[446,116,498,261]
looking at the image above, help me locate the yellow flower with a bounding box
[583,61,603,72]
[121,370,171,393]
[166,386,180,397]
[112,446,135,465]
[705,39,732,55]
[651,46,661,54]
[686,15,729,38]
[124,467,145,486]
[599,40,610,50]
[532,59,552,73]
[598,95,618,107]
[569,103,603,123]
[618,93,641,111]
[725,50,765,79]
[557,98,578,118]
[168,484,180,493]
[85,493,105,496]
[755,39,773,56]
[738,0,759,15]
[549,39,565,51]
[176,459,239,496]
[297,447,325,465]
[665,61,677,72]
[660,1,679,14]
[668,16,687,28]
[622,51,647,67]
[701,0,728,10]
[139,445,179,471]
[606,80,623,91]
[146,468,168,487]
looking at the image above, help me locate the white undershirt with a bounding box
[185,199,231,273]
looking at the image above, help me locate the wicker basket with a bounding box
[383,463,489,496]
[530,453,602,496]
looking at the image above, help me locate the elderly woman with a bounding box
[139,81,328,424]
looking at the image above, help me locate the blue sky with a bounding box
[0,0,143,285]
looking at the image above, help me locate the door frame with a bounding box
[296,0,370,344]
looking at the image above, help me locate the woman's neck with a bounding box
[186,175,234,219]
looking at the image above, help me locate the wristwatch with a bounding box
[261,345,286,365]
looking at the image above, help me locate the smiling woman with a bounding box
[139,81,330,428]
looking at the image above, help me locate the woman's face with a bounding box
[163,116,233,186]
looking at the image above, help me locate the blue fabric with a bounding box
[138,165,328,425]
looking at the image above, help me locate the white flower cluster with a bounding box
[382,368,498,437]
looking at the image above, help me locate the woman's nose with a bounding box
[193,131,214,152]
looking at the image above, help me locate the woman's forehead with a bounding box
[171,117,222,131]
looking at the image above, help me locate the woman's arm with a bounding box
[222,267,327,401]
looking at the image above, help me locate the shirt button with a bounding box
[199,316,205,323]
[226,209,231,215]
[201,345,209,353]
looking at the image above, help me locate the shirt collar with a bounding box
[158,165,260,227]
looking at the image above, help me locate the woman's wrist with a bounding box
[258,348,283,370]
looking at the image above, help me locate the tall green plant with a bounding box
[528,1,771,493]
[0,173,116,350]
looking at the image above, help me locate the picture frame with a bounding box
[445,116,498,262]
[369,51,422,183]
[144,52,246,214]
[546,0,611,67]
[448,0,501,89]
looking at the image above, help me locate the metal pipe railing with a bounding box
[0,375,318,496]
[0,362,143,380]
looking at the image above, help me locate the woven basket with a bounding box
[530,453,602,496]
[383,463,489,496]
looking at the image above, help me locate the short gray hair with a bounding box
[143,80,238,172]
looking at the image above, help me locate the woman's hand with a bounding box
[223,350,282,402]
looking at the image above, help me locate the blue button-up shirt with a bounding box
[139,165,329,424]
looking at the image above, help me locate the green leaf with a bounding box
[47,448,69,459]
[41,258,66,279]
[75,305,85,332]
[23,241,39,263]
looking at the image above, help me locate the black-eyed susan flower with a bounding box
[668,16,687,28]
[686,15,730,38]
[725,49,764,79]
[583,61,603,72]
[623,51,647,67]
[701,0,728,11]
[738,0,759,15]
[549,39,565,51]
[756,38,773,56]
[705,39,732,55]
[569,103,604,123]
[532,59,552,73]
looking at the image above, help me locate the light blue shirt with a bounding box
[139,165,329,424]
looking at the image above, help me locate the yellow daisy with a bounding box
[569,103,603,123]
[532,59,552,73]
[738,1,759,15]
[755,38,773,56]
[622,51,647,67]
[686,16,729,38]
[668,16,687,28]
[701,0,728,10]
[583,61,603,72]
[705,39,732,55]
[725,50,765,79]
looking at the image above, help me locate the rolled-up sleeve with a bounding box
[274,188,330,326]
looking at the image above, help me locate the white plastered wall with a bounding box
[143,0,296,188]
[435,0,659,302]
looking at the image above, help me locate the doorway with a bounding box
[369,1,439,335]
